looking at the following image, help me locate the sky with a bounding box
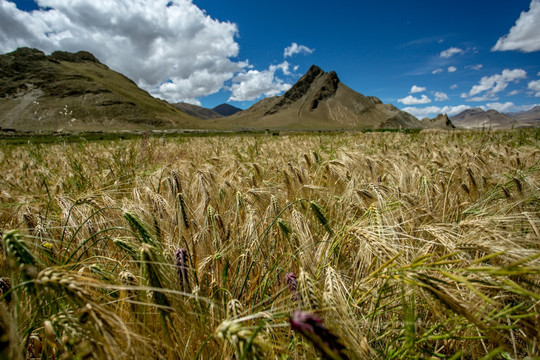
[1,0,540,118]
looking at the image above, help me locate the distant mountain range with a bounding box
[1,48,457,132]
[449,107,540,129]
[507,106,540,125]
[171,102,242,119]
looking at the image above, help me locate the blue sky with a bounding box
[2,0,540,117]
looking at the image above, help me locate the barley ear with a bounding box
[310,201,333,236]
[124,212,158,246]
[177,193,190,229]
[3,230,38,268]
[215,318,266,359]
[277,219,292,238]
[139,244,171,309]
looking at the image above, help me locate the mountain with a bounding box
[212,103,242,116]
[0,47,201,131]
[171,102,243,119]
[450,108,518,129]
[172,102,222,119]
[208,65,424,130]
[421,114,455,129]
[506,106,540,126]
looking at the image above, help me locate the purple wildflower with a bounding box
[290,311,349,360]
[285,272,298,301]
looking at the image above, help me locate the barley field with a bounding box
[1,130,539,359]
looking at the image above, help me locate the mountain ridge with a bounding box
[506,106,540,125]
[172,102,222,119]
[171,102,243,119]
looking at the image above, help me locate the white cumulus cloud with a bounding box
[486,102,515,112]
[450,84,458,89]
[448,66,457,73]
[435,92,449,101]
[529,79,540,96]
[432,68,443,74]
[228,62,292,102]
[397,94,432,105]
[402,105,470,119]
[492,0,540,53]
[461,69,528,100]
[410,85,426,94]
[284,42,314,57]
[0,0,248,103]
[440,47,464,58]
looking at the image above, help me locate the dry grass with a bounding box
[1,129,539,359]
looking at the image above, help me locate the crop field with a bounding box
[1,130,539,359]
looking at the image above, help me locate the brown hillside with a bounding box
[0,48,201,131]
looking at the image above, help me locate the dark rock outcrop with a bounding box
[265,65,326,115]
[310,71,340,110]
[421,114,455,129]
[50,50,101,63]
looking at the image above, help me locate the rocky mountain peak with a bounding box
[50,50,101,64]
[10,47,48,60]
[3,47,101,64]
[309,70,340,110]
[264,65,340,116]
[436,113,451,121]
[305,64,324,76]
[420,114,455,129]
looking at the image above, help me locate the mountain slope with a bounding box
[450,108,518,129]
[172,102,222,119]
[0,48,201,131]
[507,106,540,125]
[208,65,424,130]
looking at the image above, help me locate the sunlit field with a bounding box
[1,130,539,359]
